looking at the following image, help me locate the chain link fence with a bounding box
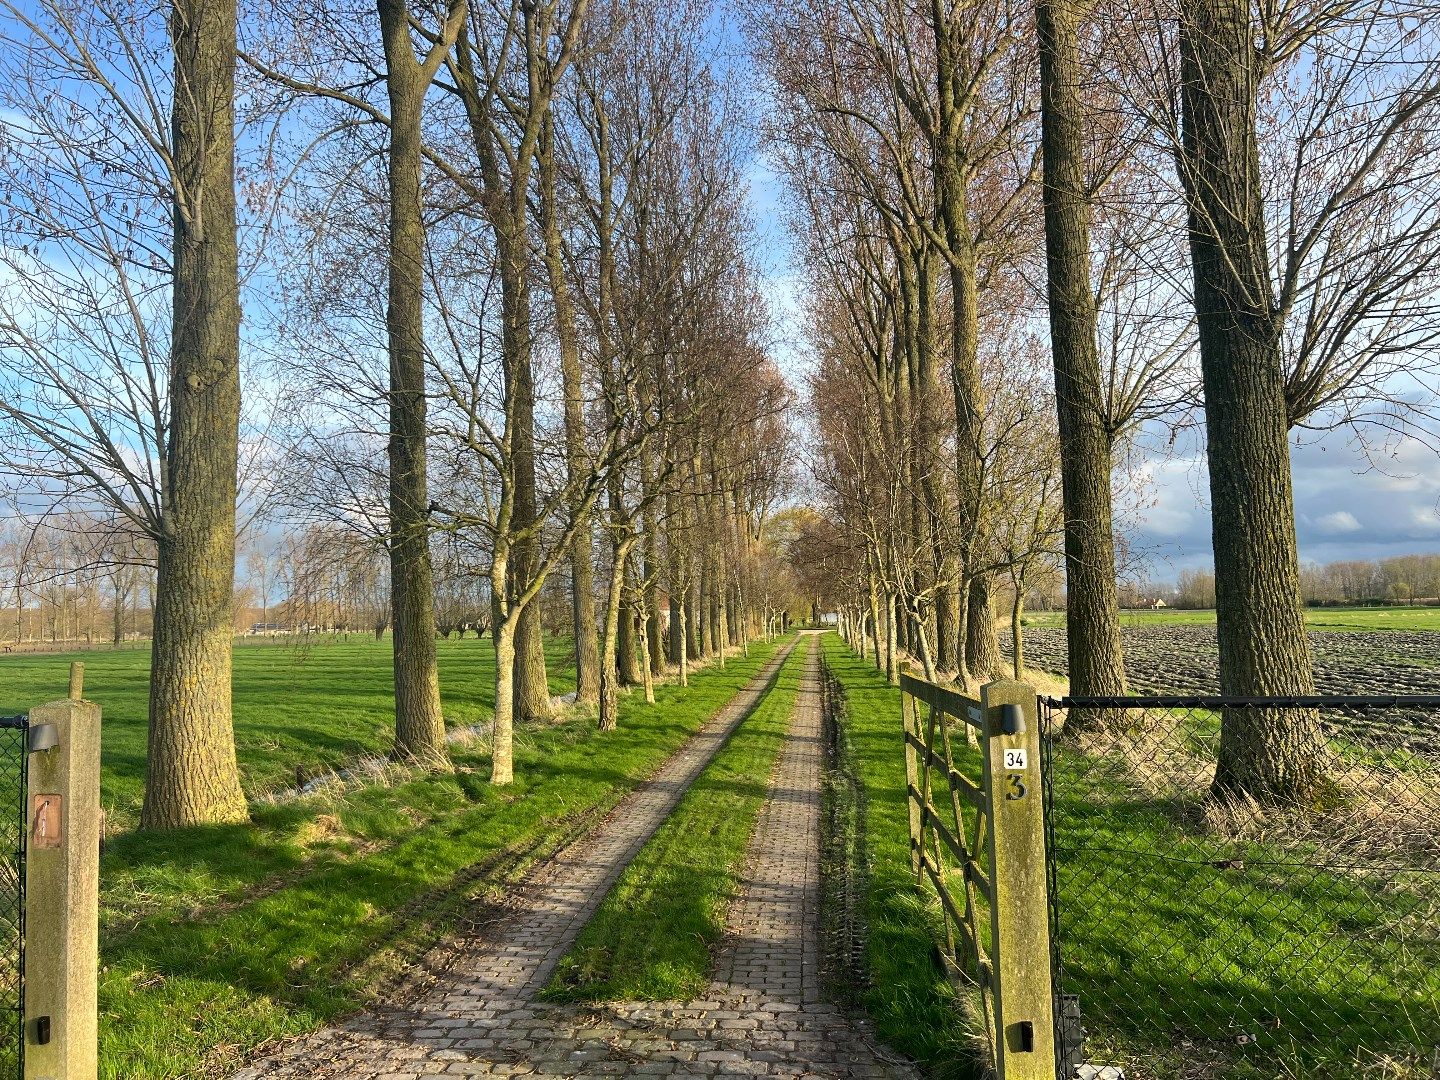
[0,718,25,1079]
[1040,695,1440,1080]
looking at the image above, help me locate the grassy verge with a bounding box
[0,634,577,829]
[542,638,808,1003]
[829,631,1439,1078]
[819,634,984,1078]
[1050,719,1440,1079]
[97,638,785,1079]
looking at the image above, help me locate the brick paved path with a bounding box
[234,634,916,1079]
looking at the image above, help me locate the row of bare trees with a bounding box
[0,515,151,646]
[0,0,800,827]
[777,0,1440,803]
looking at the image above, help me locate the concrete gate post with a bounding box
[24,662,100,1080]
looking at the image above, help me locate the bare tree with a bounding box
[0,0,267,826]
[378,0,465,766]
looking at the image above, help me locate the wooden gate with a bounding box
[900,669,1055,1080]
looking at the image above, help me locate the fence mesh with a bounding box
[0,720,23,1079]
[1040,695,1440,1080]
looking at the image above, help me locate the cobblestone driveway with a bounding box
[233,635,917,1079]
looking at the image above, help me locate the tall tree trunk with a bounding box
[715,582,728,665]
[867,564,883,672]
[618,586,642,684]
[933,40,983,691]
[613,493,640,684]
[1038,0,1127,723]
[143,0,248,829]
[913,604,938,682]
[1011,585,1025,681]
[491,614,516,784]
[538,118,599,708]
[1178,0,1323,802]
[112,584,124,646]
[685,587,699,662]
[499,224,551,726]
[965,575,1003,681]
[379,0,446,766]
[633,556,656,702]
[884,586,897,683]
[697,561,711,657]
[598,541,630,731]
[935,580,955,672]
[643,481,664,673]
[667,491,687,678]
[671,586,688,685]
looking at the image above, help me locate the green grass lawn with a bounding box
[0,634,576,830]
[819,634,985,1078]
[822,634,1440,1078]
[542,637,807,1003]
[57,634,785,1079]
[1048,733,1440,1079]
[1021,605,1440,632]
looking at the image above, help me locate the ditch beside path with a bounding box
[233,633,917,1079]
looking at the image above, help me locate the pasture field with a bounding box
[0,631,787,1078]
[1021,604,1440,632]
[0,634,576,830]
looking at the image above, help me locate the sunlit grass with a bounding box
[0,634,575,829]
[4,633,784,1079]
[543,638,806,1002]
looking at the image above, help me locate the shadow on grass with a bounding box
[820,638,986,1080]
[95,639,790,1079]
[1049,752,1440,1076]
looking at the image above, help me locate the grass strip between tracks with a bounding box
[542,637,810,1003]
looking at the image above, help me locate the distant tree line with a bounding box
[1166,557,1440,610]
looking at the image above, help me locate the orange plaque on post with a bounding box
[31,793,62,850]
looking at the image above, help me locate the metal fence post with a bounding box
[24,663,100,1080]
[981,679,1056,1080]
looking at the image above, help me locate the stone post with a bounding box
[24,662,100,1080]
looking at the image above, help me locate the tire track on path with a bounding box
[234,634,916,1078]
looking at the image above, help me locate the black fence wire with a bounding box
[1040,695,1440,1080]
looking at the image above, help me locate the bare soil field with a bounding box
[1012,625,1440,751]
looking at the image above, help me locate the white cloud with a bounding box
[1314,510,1363,534]
[1408,505,1440,533]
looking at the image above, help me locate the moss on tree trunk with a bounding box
[1179,0,1325,802]
[145,0,249,829]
